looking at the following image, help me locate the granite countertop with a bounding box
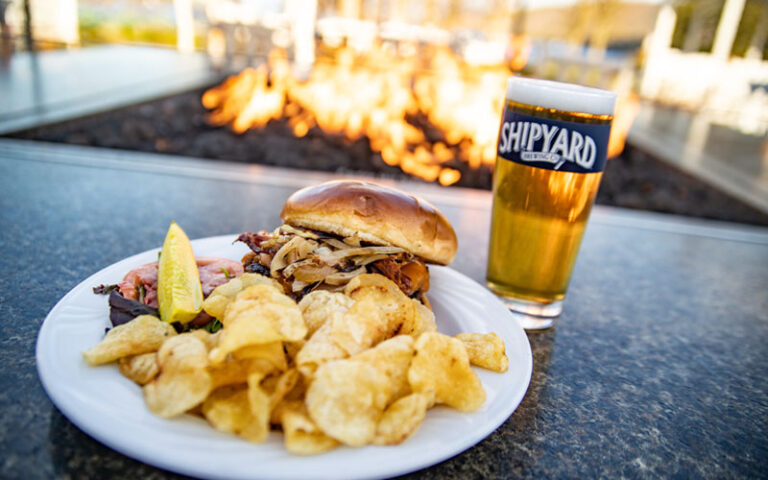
[1,139,767,479]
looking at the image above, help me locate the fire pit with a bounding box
[6,47,768,226]
[199,46,511,187]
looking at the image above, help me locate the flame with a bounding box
[607,92,640,159]
[202,50,293,133]
[203,44,636,185]
[508,35,532,72]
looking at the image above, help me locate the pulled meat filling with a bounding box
[369,255,429,297]
[238,226,430,302]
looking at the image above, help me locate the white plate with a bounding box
[36,235,532,480]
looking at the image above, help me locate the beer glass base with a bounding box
[498,296,562,330]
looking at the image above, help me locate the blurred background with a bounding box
[1,0,766,224]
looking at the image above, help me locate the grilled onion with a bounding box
[324,266,367,285]
[271,236,318,276]
[280,224,320,240]
[318,246,405,264]
[289,263,338,283]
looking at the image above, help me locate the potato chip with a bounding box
[353,335,414,402]
[295,322,348,378]
[144,334,212,417]
[305,336,414,447]
[209,357,274,389]
[344,273,401,298]
[373,393,430,445]
[209,317,284,364]
[155,333,209,370]
[299,290,353,337]
[271,398,300,425]
[281,402,339,455]
[408,332,486,412]
[268,368,300,411]
[342,274,416,340]
[232,341,287,372]
[202,385,268,443]
[231,285,304,332]
[118,353,159,385]
[209,285,306,364]
[410,299,437,337]
[296,275,419,377]
[246,371,271,442]
[188,329,220,351]
[223,284,304,334]
[282,373,307,403]
[283,340,305,365]
[201,295,230,322]
[456,332,509,373]
[202,273,284,319]
[328,295,391,356]
[260,372,279,392]
[306,359,389,446]
[82,315,176,365]
[328,291,416,357]
[259,368,302,426]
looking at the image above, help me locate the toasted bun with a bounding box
[281,180,458,265]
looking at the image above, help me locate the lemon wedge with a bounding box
[157,222,203,325]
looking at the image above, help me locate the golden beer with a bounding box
[486,78,615,328]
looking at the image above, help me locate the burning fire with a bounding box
[203,45,635,186]
[608,92,640,159]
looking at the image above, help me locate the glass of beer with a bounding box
[486,77,616,329]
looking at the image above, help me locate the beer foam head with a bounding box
[506,76,616,116]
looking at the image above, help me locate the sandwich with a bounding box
[237,180,457,308]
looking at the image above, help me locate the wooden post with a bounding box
[287,0,317,77]
[174,0,195,53]
[640,4,677,99]
[58,0,79,45]
[711,0,746,60]
[26,0,79,46]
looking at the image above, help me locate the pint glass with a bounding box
[486,77,616,329]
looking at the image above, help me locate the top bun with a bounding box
[281,180,458,265]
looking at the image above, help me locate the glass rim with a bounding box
[505,76,617,117]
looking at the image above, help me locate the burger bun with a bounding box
[281,180,458,265]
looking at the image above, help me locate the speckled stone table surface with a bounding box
[2,138,767,479]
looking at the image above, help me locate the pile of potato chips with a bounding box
[83,272,509,454]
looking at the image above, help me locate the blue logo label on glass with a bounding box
[497,107,611,174]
